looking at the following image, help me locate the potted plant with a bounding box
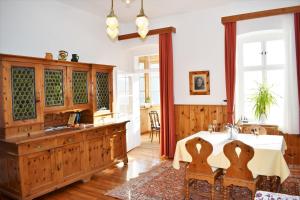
[250,83,276,124]
[144,97,151,108]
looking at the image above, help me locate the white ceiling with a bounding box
[56,0,240,22]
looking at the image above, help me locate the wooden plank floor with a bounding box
[1,134,161,200]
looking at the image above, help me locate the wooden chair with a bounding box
[185,137,222,199]
[223,140,261,200]
[242,125,267,135]
[149,111,160,143]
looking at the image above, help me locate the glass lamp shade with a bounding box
[106,27,119,39]
[122,0,132,4]
[106,16,119,29]
[138,27,149,39]
[135,15,149,29]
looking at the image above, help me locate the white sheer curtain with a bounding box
[283,14,299,134]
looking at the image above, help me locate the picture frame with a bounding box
[189,71,210,95]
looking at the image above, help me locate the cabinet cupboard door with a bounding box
[56,142,84,180]
[87,137,106,170]
[44,66,67,112]
[110,132,125,160]
[72,71,89,105]
[91,66,113,115]
[95,72,110,111]
[2,62,43,127]
[22,150,56,197]
[11,67,37,121]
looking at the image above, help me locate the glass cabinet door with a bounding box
[44,69,64,107]
[72,71,89,105]
[96,72,110,111]
[11,66,37,121]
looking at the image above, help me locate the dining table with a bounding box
[173,131,290,183]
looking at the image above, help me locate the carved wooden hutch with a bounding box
[0,54,128,200]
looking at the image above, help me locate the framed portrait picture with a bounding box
[189,71,210,95]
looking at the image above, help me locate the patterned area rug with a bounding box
[105,161,300,200]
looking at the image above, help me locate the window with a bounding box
[236,31,286,127]
[138,55,160,105]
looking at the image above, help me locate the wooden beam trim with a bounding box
[222,5,300,24]
[118,26,176,41]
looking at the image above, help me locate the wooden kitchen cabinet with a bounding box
[0,54,127,200]
[0,123,128,200]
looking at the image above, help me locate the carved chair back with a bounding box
[185,137,213,174]
[223,140,254,180]
[244,125,267,135]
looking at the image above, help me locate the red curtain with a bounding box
[224,22,237,124]
[295,13,300,134]
[159,32,176,158]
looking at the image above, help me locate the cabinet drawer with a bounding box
[110,124,125,133]
[57,133,82,146]
[19,138,57,154]
[86,128,106,140]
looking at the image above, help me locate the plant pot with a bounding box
[144,103,151,108]
[259,114,267,124]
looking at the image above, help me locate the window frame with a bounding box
[236,30,287,123]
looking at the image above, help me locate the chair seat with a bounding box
[255,190,300,200]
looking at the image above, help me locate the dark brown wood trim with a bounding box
[222,5,300,24]
[118,26,176,41]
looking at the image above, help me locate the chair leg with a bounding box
[185,178,190,200]
[158,130,160,143]
[223,186,228,200]
[211,184,215,200]
[151,130,154,142]
[251,189,255,200]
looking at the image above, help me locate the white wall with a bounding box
[120,0,300,105]
[0,0,125,66]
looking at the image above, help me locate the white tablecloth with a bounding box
[173,131,290,183]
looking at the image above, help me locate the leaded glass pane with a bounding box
[44,69,64,107]
[96,72,109,110]
[11,67,36,121]
[72,71,88,104]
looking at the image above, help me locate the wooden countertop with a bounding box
[1,120,129,145]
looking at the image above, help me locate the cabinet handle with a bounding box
[36,145,42,149]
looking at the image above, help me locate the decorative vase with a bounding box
[45,52,53,60]
[71,54,79,62]
[58,50,68,61]
[259,114,267,124]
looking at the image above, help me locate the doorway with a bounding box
[137,55,161,147]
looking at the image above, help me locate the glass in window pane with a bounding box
[139,63,145,70]
[243,71,263,120]
[118,77,126,96]
[139,76,145,91]
[150,72,160,105]
[150,63,159,69]
[140,91,145,104]
[266,69,284,126]
[243,42,262,67]
[266,40,285,65]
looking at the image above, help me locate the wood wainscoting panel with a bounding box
[283,134,300,165]
[174,105,227,141]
